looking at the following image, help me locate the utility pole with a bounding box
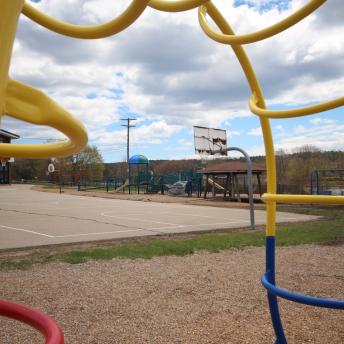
[121,118,136,163]
[121,118,136,189]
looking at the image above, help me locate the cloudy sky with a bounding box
[3,0,344,162]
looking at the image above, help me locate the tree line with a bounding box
[11,145,344,194]
[11,145,104,183]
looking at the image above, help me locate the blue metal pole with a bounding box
[265,236,287,344]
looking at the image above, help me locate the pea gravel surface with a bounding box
[0,244,343,343]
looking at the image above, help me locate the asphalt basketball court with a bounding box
[0,185,318,250]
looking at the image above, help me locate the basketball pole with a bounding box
[212,146,255,230]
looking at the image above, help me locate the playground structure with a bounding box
[75,169,197,195]
[0,1,343,344]
[128,154,149,194]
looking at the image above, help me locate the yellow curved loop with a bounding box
[250,92,344,119]
[22,0,150,39]
[1,80,88,158]
[204,1,277,236]
[149,0,209,12]
[262,193,344,205]
[198,0,325,45]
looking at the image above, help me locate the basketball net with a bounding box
[196,150,209,170]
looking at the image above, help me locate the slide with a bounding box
[208,177,225,191]
[112,179,129,193]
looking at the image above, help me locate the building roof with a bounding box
[200,161,265,174]
[0,129,20,139]
[129,154,149,164]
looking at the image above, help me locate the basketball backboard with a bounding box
[193,126,227,156]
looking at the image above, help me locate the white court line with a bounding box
[54,228,147,238]
[101,210,246,222]
[54,220,250,238]
[54,220,251,239]
[0,224,54,238]
[106,211,229,220]
[149,220,250,231]
[168,212,244,220]
[102,211,152,217]
[101,212,178,226]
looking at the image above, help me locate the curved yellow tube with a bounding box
[149,0,208,12]
[0,1,88,159]
[22,0,150,39]
[205,2,277,236]
[198,0,325,45]
[250,93,344,119]
[1,80,87,158]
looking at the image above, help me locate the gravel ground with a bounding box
[0,244,343,344]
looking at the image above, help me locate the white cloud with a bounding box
[274,124,285,136]
[228,130,241,138]
[248,127,262,136]
[178,139,193,147]
[131,121,182,144]
[309,117,335,125]
[275,119,344,152]
[293,125,306,134]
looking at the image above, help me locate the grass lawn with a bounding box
[1,205,343,270]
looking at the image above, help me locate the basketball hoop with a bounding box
[197,150,209,165]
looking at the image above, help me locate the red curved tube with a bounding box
[0,299,64,344]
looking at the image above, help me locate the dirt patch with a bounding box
[0,244,343,343]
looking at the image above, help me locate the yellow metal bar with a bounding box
[198,0,325,45]
[197,1,343,231]
[262,193,344,205]
[250,92,344,119]
[205,2,277,236]
[0,0,25,127]
[0,1,87,159]
[149,0,208,12]
[22,0,150,39]
[2,80,87,158]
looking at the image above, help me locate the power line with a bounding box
[98,147,126,152]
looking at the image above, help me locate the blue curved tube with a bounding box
[263,235,344,344]
[262,273,344,309]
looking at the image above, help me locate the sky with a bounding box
[2,0,344,162]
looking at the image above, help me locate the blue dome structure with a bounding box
[129,154,149,165]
